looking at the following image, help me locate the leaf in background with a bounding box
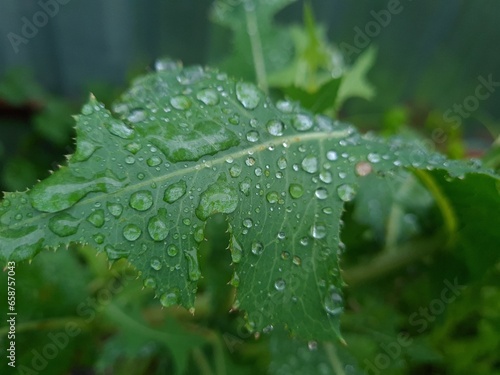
[211,0,295,90]
[282,78,342,114]
[0,64,497,344]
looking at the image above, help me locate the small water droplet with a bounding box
[148,208,169,241]
[196,88,219,106]
[293,256,302,266]
[170,95,191,110]
[245,157,256,167]
[242,218,253,228]
[106,118,135,139]
[337,184,356,202]
[315,188,328,200]
[151,258,163,271]
[93,234,105,244]
[160,288,180,307]
[301,155,318,174]
[239,178,251,196]
[355,161,372,176]
[195,181,238,221]
[277,231,286,240]
[229,164,242,178]
[251,241,264,255]
[155,58,178,71]
[367,152,381,163]
[167,244,179,257]
[326,151,338,161]
[310,223,327,239]
[163,180,187,203]
[87,210,105,228]
[143,277,156,288]
[319,171,332,184]
[308,341,318,351]
[266,119,284,136]
[246,130,259,142]
[125,142,141,154]
[281,251,290,260]
[107,202,123,218]
[123,224,142,241]
[322,207,333,215]
[323,286,343,315]
[184,247,201,281]
[300,237,309,246]
[289,183,304,199]
[254,167,262,177]
[266,191,279,204]
[235,82,261,109]
[277,157,287,170]
[292,114,313,131]
[127,109,147,123]
[147,156,162,167]
[274,278,286,291]
[81,104,93,115]
[276,100,293,113]
[129,190,153,211]
[48,213,80,237]
[230,235,243,263]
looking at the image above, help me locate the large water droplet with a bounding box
[323,286,343,315]
[148,209,169,241]
[289,183,304,199]
[274,278,286,291]
[107,202,123,218]
[48,213,80,237]
[129,190,153,211]
[184,247,201,281]
[301,155,318,174]
[235,82,261,109]
[251,241,264,255]
[160,288,180,307]
[87,210,104,228]
[310,223,327,239]
[123,224,142,241]
[337,184,356,202]
[292,114,313,131]
[266,119,284,136]
[229,235,243,263]
[170,95,191,110]
[196,89,219,106]
[195,181,238,221]
[163,180,187,203]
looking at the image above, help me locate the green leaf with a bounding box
[282,78,342,114]
[0,64,498,343]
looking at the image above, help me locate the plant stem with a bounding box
[245,3,268,93]
[192,348,215,375]
[342,234,445,287]
[0,316,88,336]
[324,342,346,375]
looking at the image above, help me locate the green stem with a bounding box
[0,316,88,336]
[343,234,445,287]
[324,342,346,375]
[245,3,268,92]
[192,348,215,375]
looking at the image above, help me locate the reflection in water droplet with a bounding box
[123,224,142,241]
[289,183,304,199]
[251,241,264,255]
[196,89,219,106]
[310,223,327,239]
[163,180,187,203]
[105,245,130,260]
[292,114,313,131]
[87,210,105,228]
[301,155,318,174]
[337,184,356,202]
[130,190,153,211]
[148,209,169,241]
[93,234,105,244]
[274,278,286,291]
[323,286,343,315]
[266,119,284,136]
[160,288,180,307]
[235,82,261,109]
[48,213,80,237]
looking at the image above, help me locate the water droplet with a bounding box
[367,152,381,163]
[301,155,318,174]
[48,213,80,237]
[281,251,290,260]
[323,286,343,315]
[326,151,338,161]
[184,247,201,281]
[107,202,123,217]
[292,114,313,131]
[93,234,105,244]
[230,272,240,287]
[239,178,251,196]
[123,224,142,241]
[127,109,146,123]
[195,181,238,221]
[229,164,242,178]
[315,188,328,200]
[300,237,309,246]
[246,130,259,142]
[274,278,286,291]
[129,190,153,211]
[196,88,219,106]
[322,207,333,215]
[81,103,93,115]
[182,218,191,226]
[310,223,327,239]
[147,156,162,167]
[355,161,372,176]
[167,244,179,257]
[266,119,284,136]
[150,258,163,271]
[289,183,304,199]
[242,218,253,228]
[230,235,243,263]
[276,100,293,113]
[105,245,129,260]
[235,82,261,109]
[143,277,156,288]
[277,231,286,240]
[106,118,135,139]
[251,241,264,255]
[148,209,169,241]
[337,184,356,202]
[177,66,205,85]
[319,171,332,184]
[160,288,180,307]
[308,341,318,351]
[293,256,302,266]
[254,167,262,177]
[155,58,178,71]
[170,95,191,110]
[277,157,287,170]
[163,180,187,203]
[87,210,105,228]
[125,155,135,165]
[266,191,279,204]
[194,227,204,243]
[245,157,256,167]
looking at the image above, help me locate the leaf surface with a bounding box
[0,64,497,341]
